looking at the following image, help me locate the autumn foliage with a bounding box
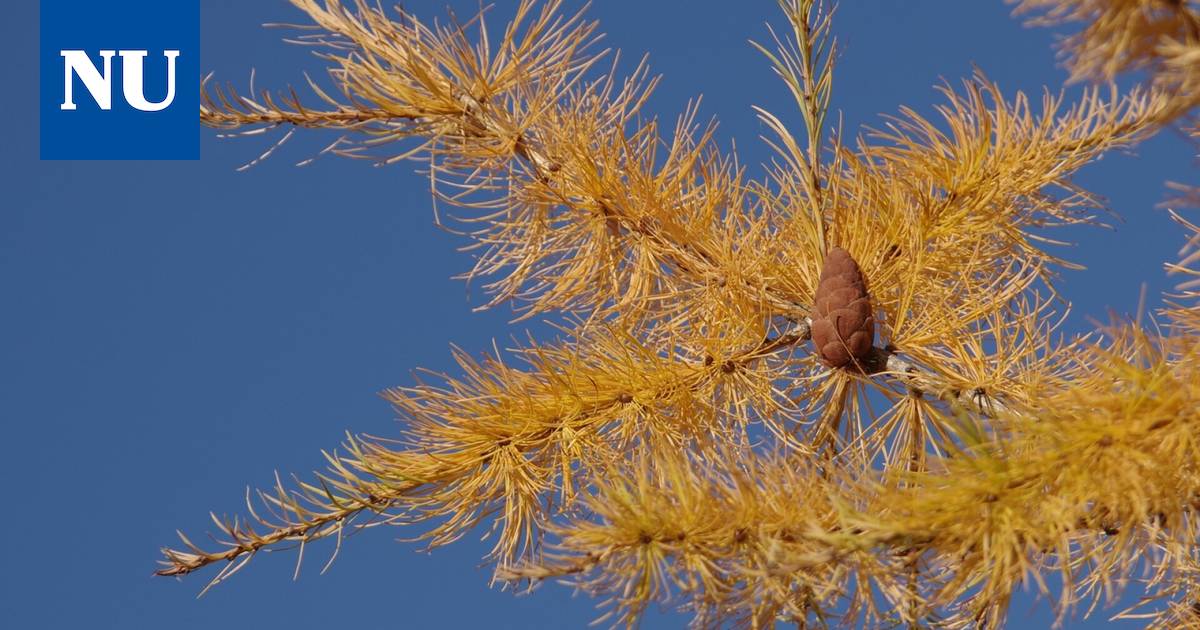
[159,1,1200,627]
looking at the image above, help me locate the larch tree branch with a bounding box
[158,1,1200,627]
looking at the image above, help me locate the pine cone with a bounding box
[810,247,874,368]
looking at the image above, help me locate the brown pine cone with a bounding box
[810,247,874,368]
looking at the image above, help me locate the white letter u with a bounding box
[119,50,179,112]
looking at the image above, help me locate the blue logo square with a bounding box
[40,0,199,160]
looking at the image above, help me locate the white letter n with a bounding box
[120,50,179,112]
[61,50,115,110]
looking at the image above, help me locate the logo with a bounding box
[40,0,199,160]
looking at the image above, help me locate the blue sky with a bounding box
[2,1,1194,628]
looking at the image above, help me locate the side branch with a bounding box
[156,322,815,584]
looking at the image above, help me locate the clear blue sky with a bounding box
[2,1,1194,628]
